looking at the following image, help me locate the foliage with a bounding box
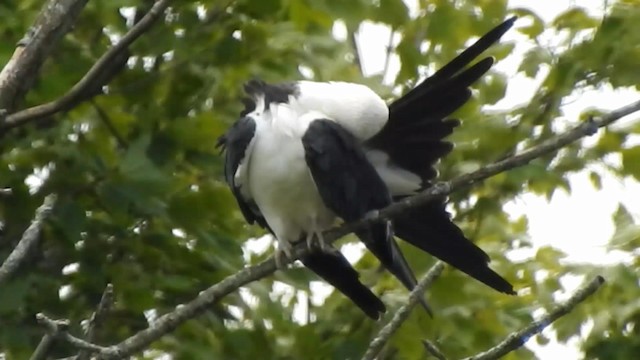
[0,0,639,359]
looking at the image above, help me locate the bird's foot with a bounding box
[432,182,451,195]
[274,240,294,270]
[363,209,381,222]
[305,230,327,252]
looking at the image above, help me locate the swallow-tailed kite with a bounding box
[218,17,517,319]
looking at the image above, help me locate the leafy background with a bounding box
[1,0,640,359]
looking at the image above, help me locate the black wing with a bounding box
[218,113,385,319]
[366,18,517,295]
[216,116,270,229]
[302,119,432,314]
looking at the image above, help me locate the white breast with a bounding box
[245,105,336,243]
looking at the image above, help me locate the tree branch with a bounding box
[34,313,117,358]
[0,194,57,285]
[57,98,638,359]
[30,333,56,360]
[0,0,89,113]
[349,28,364,76]
[77,283,114,360]
[0,0,172,132]
[422,339,448,360]
[361,262,445,360]
[30,314,70,360]
[91,100,128,148]
[461,276,605,360]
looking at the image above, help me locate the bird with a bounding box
[217,17,517,320]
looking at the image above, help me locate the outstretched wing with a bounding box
[366,17,517,295]
[302,119,432,314]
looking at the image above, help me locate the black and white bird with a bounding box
[218,17,517,320]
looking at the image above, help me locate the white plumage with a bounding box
[235,81,396,259]
[292,81,389,140]
[247,104,336,257]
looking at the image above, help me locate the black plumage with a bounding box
[301,249,386,319]
[367,17,518,295]
[302,119,432,314]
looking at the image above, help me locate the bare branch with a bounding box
[91,100,128,148]
[349,28,364,76]
[422,340,448,360]
[0,0,89,112]
[77,283,114,360]
[30,314,70,360]
[70,98,638,359]
[36,313,71,334]
[1,0,172,131]
[381,28,395,83]
[462,276,606,360]
[0,194,57,285]
[34,313,117,358]
[361,262,445,360]
[30,334,56,360]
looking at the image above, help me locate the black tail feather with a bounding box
[301,249,386,320]
[393,199,516,295]
[390,16,516,114]
[357,222,433,317]
[391,58,493,122]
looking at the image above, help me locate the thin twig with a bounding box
[77,283,114,360]
[349,27,364,76]
[30,313,69,360]
[70,99,638,359]
[35,313,118,358]
[461,276,605,360]
[91,100,128,148]
[361,262,445,360]
[381,28,395,83]
[1,0,172,130]
[36,312,70,333]
[422,339,448,360]
[0,194,57,285]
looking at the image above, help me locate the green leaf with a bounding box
[622,146,640,181]
[609,204,640,251]
[375,0,409,27]
[519,47,551,78]
[512,7,545,39]
[552,7,599,30]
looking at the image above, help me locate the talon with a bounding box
[432,182,451,195]
[314,230,327,251]
[585,115,598,135]
[364,209,380,221]
[306,230,327,252]
[306,232,315,250]
[275,240,294,269]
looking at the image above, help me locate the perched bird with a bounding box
[217,17,517,320]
